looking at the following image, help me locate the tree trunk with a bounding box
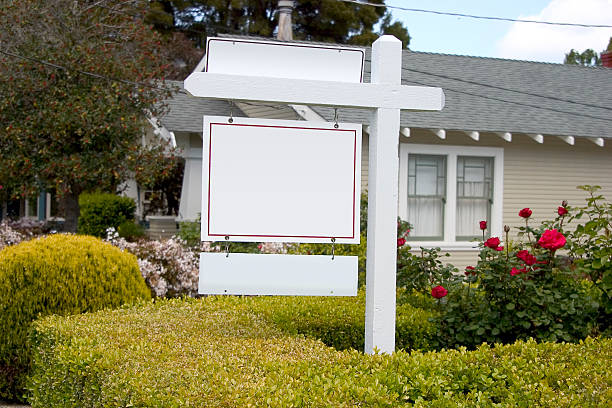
[61,192,80,233]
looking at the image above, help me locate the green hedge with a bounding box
[78,192,136,237]
[247,291,436,351]
[0,234,150,401]
[28,296,611,407]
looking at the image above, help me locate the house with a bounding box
[157,36,612,269]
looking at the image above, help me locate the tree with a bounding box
[0,0,174,232]
[564,37,612,66]
[145,0,411,78]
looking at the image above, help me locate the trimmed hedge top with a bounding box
[28,296,612,407]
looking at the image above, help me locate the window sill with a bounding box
[406,241,481,251]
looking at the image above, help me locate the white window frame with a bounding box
[399,143,504,250]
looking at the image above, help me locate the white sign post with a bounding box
[184,35,445,354]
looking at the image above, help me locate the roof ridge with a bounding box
[404,49,611,70]
[218,34,610,70]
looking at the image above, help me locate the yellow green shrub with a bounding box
[247,291,437,352]
[0,234,150,401]
[28,297,612,407]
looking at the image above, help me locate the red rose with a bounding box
[557,206,568,216]
[479,221,487,230]
[465,266,476,276]
[510,267,527,276]
[397,237,406,247]
[518,208,532,218]
[484,237,501,249]
[495,246,504,251]
[538,229,566,251]
[431,285,448,299]
[516,250,537,265]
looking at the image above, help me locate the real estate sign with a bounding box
[201,116,362,244]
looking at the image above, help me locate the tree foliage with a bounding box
[564,36,611,66]
[0,0,174,231]
[146,0,410,78]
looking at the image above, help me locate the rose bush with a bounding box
[564,185,611,332]
[432,203,601,349]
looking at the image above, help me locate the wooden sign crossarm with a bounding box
[184,72,445,111]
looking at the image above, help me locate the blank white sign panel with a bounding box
[202,116,361,244]
[205,37,365,83]
[199,253,358,296]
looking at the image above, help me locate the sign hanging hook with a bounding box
[333,108,339,129]
[331,237,336,260]
[228,101,234,123]
[225,235,230,257]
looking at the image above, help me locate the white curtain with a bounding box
[408,197,444,238]
[456,198,488,237]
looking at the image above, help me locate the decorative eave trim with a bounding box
[528,134,544,144]
[588,137,605,147]
[496,132,512,142]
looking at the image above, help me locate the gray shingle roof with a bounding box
[314,49,612,138]
[160,43,612,138]
[158,81,245,133]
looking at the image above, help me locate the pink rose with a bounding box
[538,229,566,251]
[431,285,448,299]
[518,208,532,218]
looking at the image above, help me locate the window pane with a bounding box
[415,165,437,195]
[456,156,493,239]
[407,154,446,239]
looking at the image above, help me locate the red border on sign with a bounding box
[205,38,365,83]
[207,122,358,240]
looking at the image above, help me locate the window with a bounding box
[407,155,446,240]
[399,144,503,248]
[456,156,493,240]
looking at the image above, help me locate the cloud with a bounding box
[496,0,612,63]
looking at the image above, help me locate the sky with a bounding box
[385,0,612,63]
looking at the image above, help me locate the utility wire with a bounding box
[401,78,612,123]
[339,0,612,28]
[364,58,612,112]
[2,49,610,122]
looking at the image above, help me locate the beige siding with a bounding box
[362,129,612,268]
[361,134,369,192]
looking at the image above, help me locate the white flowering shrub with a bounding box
[106,228,224,297]
[0,222,26,250]
[257,242,287,254]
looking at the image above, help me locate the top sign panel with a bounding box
[205,37,365,83]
